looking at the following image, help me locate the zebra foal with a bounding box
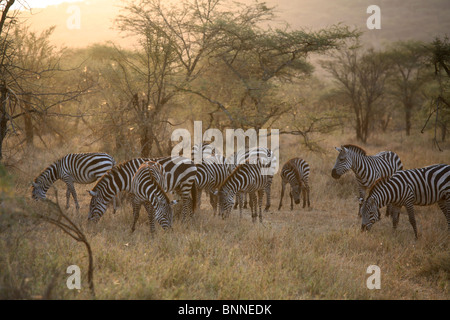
[360,164,450,239]
[278,158,310,210]
[32,152,115,210]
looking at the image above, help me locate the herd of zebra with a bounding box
[30,143,449,238]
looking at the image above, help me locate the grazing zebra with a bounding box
[130,161,175,233]
[32,152,115,210]
[278,158,310,210]
[226,147,277,211]
[87,156,197,230]
[193,154,229,214]
[360,164,450,239]
[215,161,273,223]
[331,145,403,215]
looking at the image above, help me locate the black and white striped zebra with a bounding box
[193,154,229,214]
[32,152,116,210]
[87,156,197,230]
[360,164,450,239]
[215,161,273,223]
[331,145,403,215]
[278,158,310,210]
[130,161,176,233]
[226,147,276,211]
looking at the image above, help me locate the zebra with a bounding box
[193,154,229,215]
[32,152,115,210]
[331,144,403,216]
[278,158,310,210]
[225,147,276,211]
[87,156,197,231]
[214,160,273,223]
[360,164,450,239]
[130,161,176,233]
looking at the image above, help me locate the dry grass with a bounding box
[0,130,449,300]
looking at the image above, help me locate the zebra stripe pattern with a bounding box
[360,164,450,239]
[193,154,229,214]
[332,145,403,215]
[226,147,277,211]
[130,161,174,233]
[32,152,115,210]
[278,158,310,210]
[87,156,197,229]
[216,161,273,223]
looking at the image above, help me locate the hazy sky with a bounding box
[12,0,83,9]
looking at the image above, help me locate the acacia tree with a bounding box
[0,1,88,159]
[386,40,429,136]
[322,44,392,143]
[113,0,356,156]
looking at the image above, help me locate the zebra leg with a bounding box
[391,205,401,230]
[65,180,79,210]
[209,192,218,216]
[289,190,294,211]
[243,192,248,209]
[249,192,257,223]
[238,192,244,219]
[233,194,239,210]
[301,186,307,208]
[405,203,418,239]
[357,188,365,217]
[437,199,450,231]
[143,202,156,235]
[131,196,141,233]
[278,181,286,211]
[258,189,264,223]
[264,182,271,212]
[306,184,310,208]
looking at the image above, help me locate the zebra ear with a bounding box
[31,182,38,188]
[88,190,97,197]
[170,200,178,206]
[335,147,342,153]
[212,190,218,196]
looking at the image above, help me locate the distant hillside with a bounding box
[18,0,450,49]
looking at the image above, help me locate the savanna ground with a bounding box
[0,130,449,300]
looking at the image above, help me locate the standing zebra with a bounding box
[87,156,197,230]
[360,164,450,239]
[278,158,310,210]
[32,152,115,210]
[130,161,175,233]
[331,145,403,215]
[215,161,273,223]
[193,154,229,215]
[226,147,276,211]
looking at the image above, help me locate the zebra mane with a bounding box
[342,144,367,156]
[367,177,389,197]
[34,160,58,183]
[141,163,171,204]
[219,160,258,190]
[91,159,130,191]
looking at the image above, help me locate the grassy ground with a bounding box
[0,130,449,300]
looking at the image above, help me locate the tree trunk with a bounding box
[405,102,412,136]
[0,85,9,160]
[140,125,152,158]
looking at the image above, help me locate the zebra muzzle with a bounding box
[331,169,340,179]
